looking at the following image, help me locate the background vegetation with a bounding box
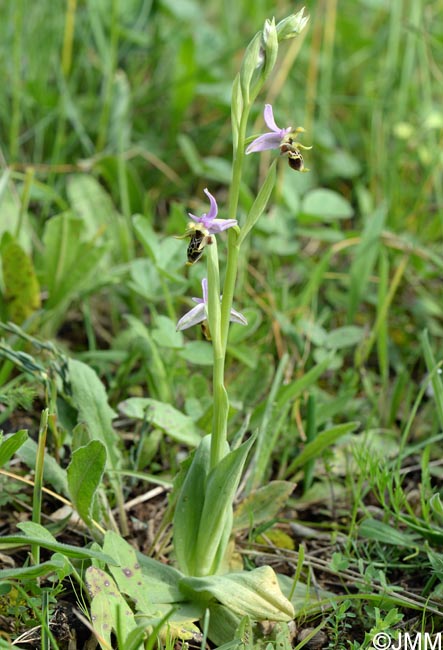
[1,0,443,646]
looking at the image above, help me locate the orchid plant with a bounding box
[171,0,310,625]
[85,8,311,647]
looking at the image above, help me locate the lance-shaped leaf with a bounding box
[238,161,276,245]
[69,359,121,471]
[173,435,213,575]
[179,565,294,621]
[234,481,295,531]
[103,531,184,606]
[194,435,255,576]
[119,397,201,447]
[86,567,139,650]
[67,440,106,527]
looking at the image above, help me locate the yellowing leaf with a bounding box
[1,233,40,324]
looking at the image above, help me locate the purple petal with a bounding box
[207,218,238,234]
[188,212,204,225]
[246,132,283,154]
[201,278,208,304]
[229,307,248,326]
[176,303,206,331]
[203,188,218,220]
[263,104,280,132]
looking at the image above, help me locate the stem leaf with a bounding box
[239,161,277,245]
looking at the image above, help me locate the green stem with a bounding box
[206,99,251,469]
[206,242,227,469]
[32,409,49,566]
[220,106,250,355]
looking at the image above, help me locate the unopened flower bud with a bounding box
[260,18,278,83]
[276,7,309,41]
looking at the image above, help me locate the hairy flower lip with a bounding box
[176,278,248,332]
[188,188,238,235]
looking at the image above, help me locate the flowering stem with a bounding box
[221,106,250,356]
[206,240,228,469]
[209,99,250,469]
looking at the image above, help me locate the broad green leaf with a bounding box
[86,567,139,650]
[179,565,294,621]
[173,436,213,575]
[206,604,242,649]
[41,213,107,310]
[285,422,358,475]
[179,341,213,366]
[103,531,183,605]
[128,258,162,301]
[42,213,83,302]
[195,436,255,576]
[67,440,106,526]
[234,481,295,531]
[324,326,364,349]
[301,188,353,221]
[1,232,41,323]
[69,358,121,470]
[67,174,119,240]
[0,430,28,468]
[151,315,184,349]
[324,149,361,179]
[136,552,185,595]
[118,397,201,447]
